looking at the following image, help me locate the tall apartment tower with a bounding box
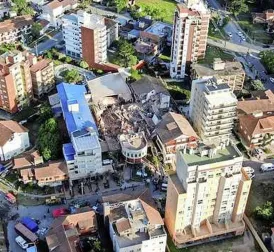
[0,50,33,113]
[170,4,210,79]
[62,10,108,67]
[165,144,251,248]
[189,78,237,144]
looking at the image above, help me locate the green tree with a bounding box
[152,156,159,167]
[64,69,83,83]
[65,56,73,63]
[129,68,142,81]
[45,50,53,59]
[39,103,53,122]
[250,79,265,91]
[114,0,127,13]
[80,60,89,69]
[11,0,34,15]
[31,23,43,40]
[260,50,274,74]
[37,118,61,160]
[227,0,248,16]
[113,39,138,67]
[254,201,273,221]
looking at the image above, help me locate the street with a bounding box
[244,159,274,181]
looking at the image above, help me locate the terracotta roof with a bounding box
[0,120,28,146]
[20,168,34,181]
[46,0,77,10]
[46,210,97,252]
[155,112,198,144]
[13,150,41,169]
[0,15,33,34]
[115,218,131,234]
[177,4,199,15]
[34,161,68,180]
[239,114,274,137]
[140,199,164,225]
[30,58,52,73]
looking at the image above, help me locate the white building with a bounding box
[189,78,237,144]
[41,0,78,27]
[170,4,210,79]
[119,132,148,164]
[57,83,106,182]
[104,199,167,252]
[0,120,30,161]
[62,10,108,66]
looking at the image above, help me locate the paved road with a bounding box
[243,159,274,181]
[30,32,63,55]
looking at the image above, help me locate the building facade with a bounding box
[170,4,210,79]
[0,50,33,113]
[62,10,111,67]
[30,58,55,97]
[189,78,237,144]
[0,15,33,44]
[191,58,245,92]
[0,120,30,161]
[57,83,104,182]
[165,144,251,248]
[104,199,167,252]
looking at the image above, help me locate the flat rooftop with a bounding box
[181,145,241,166]
[144,21,172,37]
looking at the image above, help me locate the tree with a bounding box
[113,39,138,67]
[129,68,142,81]
[65,56,73,63]
[37,118,61,160]
[254,201,273,221]
[152,156,159,167]
[64,69,83,83]
[11,0,34,15]
[31,23,43,40]
[250,79,265,91]
[39,103,53,122]
[114,0,127,13]
[227,0,248,16]
[80,60,89,69]
[260,50,274,74]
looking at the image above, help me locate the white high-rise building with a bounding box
[170,4,210,79]
[189,78,237,143]
[62,10,107,66]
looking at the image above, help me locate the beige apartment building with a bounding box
[30,58,55,97]
[170,3,210,79]
[192,58,245,92]
[165,143,251,248]
[0,50,33,113]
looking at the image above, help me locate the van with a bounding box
[15,236,28,249]
[260,163,274,172]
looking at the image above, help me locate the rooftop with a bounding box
[57,83,97,135]
[87,73,132,106]
[46,0,77,10]
[30,59,52,72]
[119,132,147,150]
[181,145,241,166]
[0,15,33,34]
[144,21,172,37]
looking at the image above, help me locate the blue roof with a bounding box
[63,143,76,161]
[57,83,97,134]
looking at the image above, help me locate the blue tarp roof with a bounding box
[63,143,76,161]
[20,217,38,232]
[57,83,97,134]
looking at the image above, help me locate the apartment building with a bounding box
[104,199,167,252]
[0,120,30,161]
[170,4,210,79]
[0,15,33,44]
[57,83,104,182]
[30,58,55,97]
[62,10,118,68]
[165,143,251,248]
[0,50,33,113]
[41,0,78,27]
[192,58,245,92]
[189,78,237,144]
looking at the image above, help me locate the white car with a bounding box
[260,163,274,172]
[270,77,274,83]
[228,32,232,38]
[15,236,28,249]
[238,31,243,36]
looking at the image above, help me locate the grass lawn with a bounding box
[237,14,273,44]
[135,0,176,24]
[208,22,224,40]
[198,46,234,64]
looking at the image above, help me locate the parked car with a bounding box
[263,45,270,48]
[228,32,232,38]
[15,236,28,249]
[52,208,69,218]
[270,77,274,83]
[260,163,274,172]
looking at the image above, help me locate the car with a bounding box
[241,36,246,41]
[15,236,28,249]
[270,77,274,83]
[228,32,232,38]
[263,45,270,48]
[254,148,264,155]
[238,31,243,36]
[260,163,274,172]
